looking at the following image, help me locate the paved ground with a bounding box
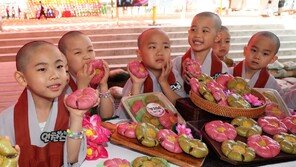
[1,11,296,32]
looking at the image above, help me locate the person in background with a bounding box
[38,1,47,19]
[212,25,235,67]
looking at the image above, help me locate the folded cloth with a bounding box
[267,60,284,70]
[283,61,296,71]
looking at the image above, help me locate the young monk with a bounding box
[229,31,284,95]
[116,28,187,118]
[58,31,114,118]
[0,41,87,166]
[173,12,229,94]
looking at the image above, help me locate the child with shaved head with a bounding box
[116,28,187,119]
[173,11,229,94]
[58,31,114,118]
[230,31,284,95]
[0,41,87,166]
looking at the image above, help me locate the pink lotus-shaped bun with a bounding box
[103,158,130,167]
[157,129,183,153]
[131,100,145,114]
[183,58,201,77]
[128,60,148,78]
[247,134,280,158]
[89,59,105,88]
[66,87,98,110]
[258,116,287,135]
[189,78,200,94]
[282,115,296,134]
[117,121,137,138]
[215,74,234,90]
[205,120,237,142]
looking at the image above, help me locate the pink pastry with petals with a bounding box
[117,122,137,138]
[89,59,105,87]
[205,120,237,142]
[247,134,280,158]
[157,129,183,153]
[103,158,130,167]
[282,115,296,134]
[159,109,178,129]
[189,78,200,94]
[66,87,98,110]
[131,100,144,114]
[258,116,287,135]
[128,60,148,78]
[215,74,234,90]
[183,58,201,77]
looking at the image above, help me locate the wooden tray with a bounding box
[187,121,296,166]
[102,122,205,167]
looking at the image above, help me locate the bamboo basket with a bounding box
[189,89,266,118]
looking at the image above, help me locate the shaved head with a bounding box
[248,31,280,54]
[16,41,54,72]
[58,31,85,54]
[193,12,222,31]
[137,28,169,48]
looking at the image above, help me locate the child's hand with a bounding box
[127,63,147,85]
[64,94,98,118]
[158,60,172,84]
[76,63,96,89]
[182,60,196,84]
[99,60,110,85]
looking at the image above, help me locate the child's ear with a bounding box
[243,46,248,58]
[136,49,143,61]
[269,55,278,64]
[14,71,27,87]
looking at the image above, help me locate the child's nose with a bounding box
[49,70,59,80]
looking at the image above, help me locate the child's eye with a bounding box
[37,68,46,72]
[251,48,257,53]
[202,29,209,33]
[226,40,230,43]
[57,65,64,69]
[164,45,170,49]
[148,46,156,49]
[190,27,197,32]
[74,51,81,55]
[263,52,270,56]
[88,49,94,52]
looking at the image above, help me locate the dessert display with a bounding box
[231,116,262,137]
[0,137,18,167]
[227,77,251,95]
[178,134,209,158]
[65,87,98,110]
[182,58,201,77]
[132,156,169,167]
[135,123,159,147]
[258,116,287,135]
[189,73,266,118]
[158,109,178,129]
[215,74,234,90]
[157,129,182,153]
[128,60,148,78]
[247,134,281,158]
[117,121,137,139]
[282,115,296,134]
[123,93,184,129]
[89,59,105,88]
[221,140,256,162]
[227,93,251,108]
[273,133,296,154]
[204,120,237,142]
[265,103,286,119]
[103,158,130,167]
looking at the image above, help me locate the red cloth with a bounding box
[233,61,269,88]
[143,70,176,93]
[14,89,69,167]
[68,76,78,91]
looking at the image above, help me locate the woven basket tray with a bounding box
[189,89,266,118]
